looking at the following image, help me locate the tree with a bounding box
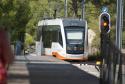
[0,0,31,43]
[0,0,14,29]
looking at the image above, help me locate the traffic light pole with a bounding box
[100,32,111,84]
[99,11,111,84]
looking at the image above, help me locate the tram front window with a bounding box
[65,26,85,54]
[65,26,85,44]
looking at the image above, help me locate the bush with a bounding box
[25,33,34,48]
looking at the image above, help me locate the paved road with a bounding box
[8,54,99,84]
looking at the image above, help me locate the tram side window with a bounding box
[42,25,61,48]
[42,27,51,48]
[58,31,63,47]
[36,26,42,41]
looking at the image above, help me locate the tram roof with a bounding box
[38,18,86,27]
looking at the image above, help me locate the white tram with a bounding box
[36,18,88,61]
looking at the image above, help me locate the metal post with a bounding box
[121,1,125,84]
[48,0,51,17]
[116,0,122,50]
[81,0,85,20]
[120,0,124,50]
[64,0,67,17]
[115,0,124,84]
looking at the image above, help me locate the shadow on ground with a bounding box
[8,62,99,84]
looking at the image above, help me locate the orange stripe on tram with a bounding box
[52,52,88,61]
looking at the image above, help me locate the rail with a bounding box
[99,33,125,84]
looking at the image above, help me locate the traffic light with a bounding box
[99,13,110,33]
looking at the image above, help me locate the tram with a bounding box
[36,18,88,61]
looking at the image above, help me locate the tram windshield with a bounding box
[65,26,85,44]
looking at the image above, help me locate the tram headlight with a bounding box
[79,47,84,51]
[67,46,72,50]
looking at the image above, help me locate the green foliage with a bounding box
[25,33,34,48]
[15,1,30,28]
[0,0,31,43]
[85,1,117,49]
[0,0,14,28]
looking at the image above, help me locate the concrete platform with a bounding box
[8,55,99,84]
